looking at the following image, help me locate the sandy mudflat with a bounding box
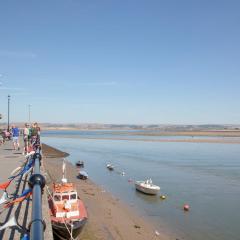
[43,130,240,144]
[42,144,171,240]
[50,136,240,144]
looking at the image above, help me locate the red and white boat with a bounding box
[48,160,87,240]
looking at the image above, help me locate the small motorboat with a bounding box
[76,160,84,168]
[77,171,88,180]
[48,160,87,240]
[106,164,114,171]
[135,179,160,195]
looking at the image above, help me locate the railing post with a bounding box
[28,148,46,240]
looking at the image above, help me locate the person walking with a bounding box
[30,122,41,147]
[11,125,20,150]
[0,132,3,145]
[23,123,30,154]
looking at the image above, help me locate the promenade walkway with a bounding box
[0,140,53,240]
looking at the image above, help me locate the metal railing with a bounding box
[28,145,46,240]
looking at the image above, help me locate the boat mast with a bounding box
[62,158,67,183]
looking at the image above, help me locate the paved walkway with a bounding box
[0,140,53,240]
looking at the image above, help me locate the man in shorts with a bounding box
[11,125,20,150]
[23,123,30,154]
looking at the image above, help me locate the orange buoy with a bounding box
[183,204,190,211]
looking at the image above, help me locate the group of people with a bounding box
[0,122,41,154]
[23,122,41,153]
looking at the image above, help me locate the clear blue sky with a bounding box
[0,0,240,124]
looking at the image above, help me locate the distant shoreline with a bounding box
[2,122,240,134]
[42,129,240,144]
[42,135,240,144]
[41,128,240,136]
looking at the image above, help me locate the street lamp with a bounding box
[7,95,10,132]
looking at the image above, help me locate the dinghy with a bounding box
[106,164,114,171]
[77,170,88,180]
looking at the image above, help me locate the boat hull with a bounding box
[135,182,160,195]
[76,161,84,167]
[106,164,114,171]
[77,172,88,180]
[52,218,87,240]
[49,194,88,240]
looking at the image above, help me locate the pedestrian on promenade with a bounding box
[23,123,30,154]
[0,132,3,145]
[3,129,11,141]
[11,125,20,150]
[30,122,41,146]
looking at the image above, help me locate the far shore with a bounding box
[2,123,240,138]
[42,130,240,144]
[43,128,240,137]
[40,127,240,136]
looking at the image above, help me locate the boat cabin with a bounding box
[52,183,80,218]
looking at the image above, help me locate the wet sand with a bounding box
[42,144,171,240]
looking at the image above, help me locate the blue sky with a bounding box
[0,0,240,124]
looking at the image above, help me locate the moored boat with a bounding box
[48,160,87,240]
[135,179,160,195]
[106,164,114,171]
[76,160,84,168]
[77,170,88,180]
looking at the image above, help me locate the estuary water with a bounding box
[42,130,240,240]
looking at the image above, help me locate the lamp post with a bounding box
[7,95,10,132]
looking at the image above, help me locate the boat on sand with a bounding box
[48,160,87,240]
[135,179,160,195]
[77,170,88,180]
[76,160,84,168]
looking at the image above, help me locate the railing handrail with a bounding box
[28,144,46,240]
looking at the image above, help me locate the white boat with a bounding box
[77,170,88,180]
[76,160,84,168]
[135,179,160,195]
[106,164,114,171]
